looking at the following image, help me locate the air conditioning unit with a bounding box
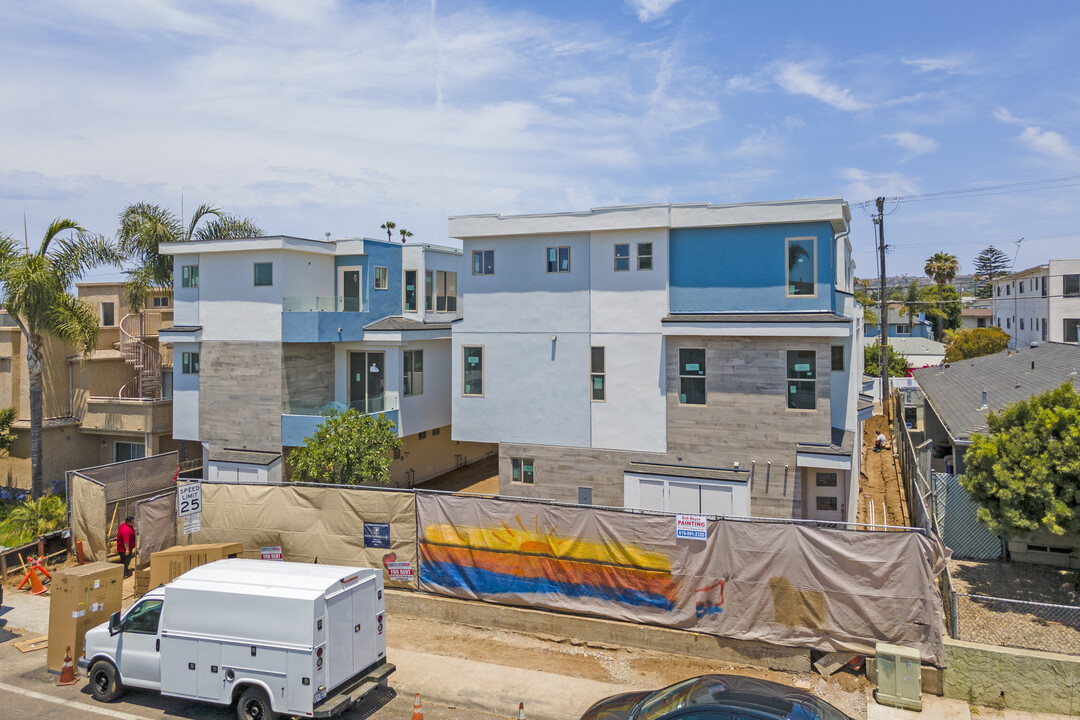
[874,642,922,711]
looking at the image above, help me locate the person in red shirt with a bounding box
[116,516,136,576]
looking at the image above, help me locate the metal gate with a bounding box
[935,472,1003,560]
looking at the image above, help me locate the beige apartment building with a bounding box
[0,282,191,492]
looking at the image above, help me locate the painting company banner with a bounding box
[416,493,946,664]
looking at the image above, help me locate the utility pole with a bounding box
[875,197,890,412]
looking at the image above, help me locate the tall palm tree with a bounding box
[924,252,960,340]
[380,220,396,242]
[0,220,123,498]
[398,228,413,244]
[118,202,261,313]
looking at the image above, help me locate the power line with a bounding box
[852,173,1080,209]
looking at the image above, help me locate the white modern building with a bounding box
[159,235,494,484]
[448,200,870,523]
[992,259,1080,348]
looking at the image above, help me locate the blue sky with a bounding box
[1,0,1078,281]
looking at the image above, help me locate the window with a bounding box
[678,348,706,405]
[100,301,115,327]
[637,242,653,270]
[1020,318,1025,330]
[462,346,483,396]
[404,270,418,311]
[895,324,910,335]
[152,296,169,308]
[181,265,199,288]
[1034,277,1039,291]
[374,266,388,290]
[1019,281,1025,294]
[591,347,605,401]
[816,472,838,487]
[1042,277,1048,297]
[977,318,986,329]
[511,458,534,484]
[546,246,571,273]
[614,244,630,271]
[996,285,1001,297]
[121,599,162,635]
[253,262,273,286]
[1043,323,1049,342]
[114,441,146,463]
[1065,274,1080,298]
[1006,318,1011,329]
[1006,284,1011,296]
[786,237,816,297]
[816,497,838,512]
[435,271,457,312]
[418,431,427,440]
[786,349,817,410]
[403,349,423,396]
[432,427,440,436]
[182,351,200,374]
[830,346,845,372]
[472,250,495,275]
[1065,319,1080,344]
[425,270,434,311]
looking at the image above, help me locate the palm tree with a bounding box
[924,252,960,340]
[118,202,261,313]
[0,220,123,499]
[0,494,66,545]
[380,220,396,242]
[398,228,413,244]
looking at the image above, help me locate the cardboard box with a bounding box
[133,566,151,599]
[47,562,123,673]
[147,542,243,592]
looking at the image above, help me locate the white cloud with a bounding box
[625,0,681,22]
[773,62,871,112]
[888,132,938,155]
[730,130,781,160]
[1018,126,1080,162]
[993,107,1029,126]
[840,169,920,203]
[902,55,974,75]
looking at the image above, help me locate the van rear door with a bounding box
[324,573,377,692]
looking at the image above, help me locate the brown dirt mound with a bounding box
[858,415,908,528]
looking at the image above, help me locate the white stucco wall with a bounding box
[397,339,452,436]
[172,342,199,441]
[280,251,335,300]
[197,250,287,342]
[1049,259,1080,343]
[402,245,463,323]
[173,254,200,326]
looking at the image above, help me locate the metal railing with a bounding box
[282,396,400,416]
[891,392,937,535]
[282,296,368,312]
[950,591,1080,655]
[118,313,165,398]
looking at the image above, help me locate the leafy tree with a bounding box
[118,202,261,313]
[962,382,1080,537]
[973,246,1011,299]
[944,327,1011,362]
[0,494,67,546]
[864,340,911,377]
[0,406,15,456]
[854,278,878,324]
[380,220,396,242]
[0,220,122,498]
[924,252,960,338]
[288,408,401,485]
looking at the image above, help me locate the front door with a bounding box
[349,352,385,414]
[808,470,843,521]
[117,599,163,690]
[342,270,361,312]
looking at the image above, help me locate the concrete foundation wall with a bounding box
[943,637,1080,713]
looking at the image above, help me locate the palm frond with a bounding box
[40,292,99,355]
[192,215,262,242]
[117,202,181,259]
[38,218,85,255]
[185,203,221,242]
[49,232,124,287]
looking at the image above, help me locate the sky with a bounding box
[1,0,1079,282]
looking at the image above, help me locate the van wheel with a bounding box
[237,687,277,720]
[89,660,124,702]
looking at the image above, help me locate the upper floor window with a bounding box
[1065,318,1080,344]
[511,457,534,484]
[151,296,169,308]
[1065,274,1080,298]
[547,246,571,273]
[591,347,605,401]
[182,351,200,374]
[472,250,495,276]
[678,348,706,405]
[831,345,845,372]
[114,441,146,463]
[181,265,198,289]
[435,271,457,312]
[403,270,418,311]
[254,262,273,287]
[100,301,115,327]
[1020,318,1025,330]
[1019,281,1025,294]
[1006,284,1011,296]
[786,237,816,297]
[403,349,423,396]
[1042,277,1048,297]
[614,244,630,272]
[462,346,483,396]
[425,270,434,311]
[637,243,653,270]
[374,266,388,290]
[895,324,910,335]
[996,285,1002,297]
[787,349,816,410]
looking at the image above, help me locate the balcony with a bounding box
[281,396,399,447]
[80,397,173,435]
[281,296,372,343]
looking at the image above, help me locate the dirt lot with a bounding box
[390,614,872,720]
[417,455,499,495]
[856,415,909,529]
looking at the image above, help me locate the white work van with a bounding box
[79,559,393,720]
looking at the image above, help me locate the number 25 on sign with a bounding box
[177,483,202,517]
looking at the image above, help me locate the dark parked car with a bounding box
[580,674,852,720]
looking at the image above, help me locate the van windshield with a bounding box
[122,600,163,635]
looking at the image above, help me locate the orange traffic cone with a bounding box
[58,646,78,686]
[517,701,525,719]
[411,692,423,720]
[16,562,48,595]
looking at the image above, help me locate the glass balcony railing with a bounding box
[283,395,399,416]
[282,296,369,312]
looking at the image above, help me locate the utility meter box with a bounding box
[875,642,922,711]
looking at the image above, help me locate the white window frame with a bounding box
[374,266,389,290]
[613,244,630,272]
[181,265,199,288]
[546,246,571,273]
[403,269,418,312]
[786,349,817,411]
[472,250,495,276]
[785,236,817,298]
[510,457,535,484]
[100,301,116,327]
[253,262,273,287]
[181,351,200,374]
[435,270,457,312]
[637,242,653,271]
[114,441,146,463]
[591,346,605,402]
[462,345,483,396]
[403,349,423,396]
[151,296,169,308]
[425,270,434,311]
[678,347,706,406]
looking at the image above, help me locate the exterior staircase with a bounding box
[119,313,166,399]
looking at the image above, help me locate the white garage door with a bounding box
[624,473,749,517]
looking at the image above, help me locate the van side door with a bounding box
[117,599,163,690]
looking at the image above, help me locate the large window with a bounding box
[403,270,418,311]
[181,265,199,288]
[100,301,115,327]
[614,244,630,271]
[182,351,200,374]
[637,242,653,270]
[462,346,483,396]
[472,250,495,275]
[435,271,457,312]
[114,441,146,463]
[591,347,605,401]
[787,350,817,410]
[786,237,816,297]
[511,458,534,484]
[254,262,273,287]
[1065,319,1080,344]
[403,349,423,396]
[374,266,388,290]
[1065,274,1080,298]
[678,348,706,405]
[546,246,571,273]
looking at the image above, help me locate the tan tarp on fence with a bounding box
[193,483,419,589]
[136,491,177,565]
[417,493,948,665]
[70,474,107,562]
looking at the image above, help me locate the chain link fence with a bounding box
[951,591,1080,655]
